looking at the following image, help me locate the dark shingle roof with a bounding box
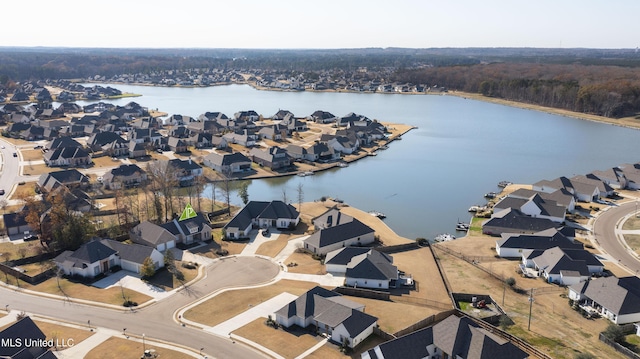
[0,317,54,359]
[101,239,154,265]
[304,218,373,248]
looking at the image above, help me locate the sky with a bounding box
[3,0,639,49]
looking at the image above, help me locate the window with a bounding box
[94,266,100,275]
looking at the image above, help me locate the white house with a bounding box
[569,276,640,324]
[223,200,299,239]
[304,218,375,255]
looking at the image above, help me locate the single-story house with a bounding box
[130,221,177,252]
[224,200,300,239]
[522,246,602,285]
[569,276,640,324]
[54,238,164,278]
[495,228,582,258]
[43,146,92,167]
[493,194,566,223]
[275,286,378,349]
[203,152,252,174]
[304,218,375,255]
[102,164,147,190]
[325,247,398,289]
[38,169,90,193]
[161,208,212,245]
[482,208,559,236]
[361,314,528,359]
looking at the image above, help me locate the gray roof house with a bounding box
[203,152,252,174]
[275,286,378,349]
[495,228,582,258]
[304,217,375,255]
[38,169,90,193]
[362,314,528,359]
[161,212,212,245]
[482,208,559,237]
[312,207,354,230]
[130,221,177,251]
[102,164,147,190]
[326,247,398,289]
[569,276,640,324]
[493,194,566,223]
[509,188,576,213]
[522,246,602,286]
[223,200,300,239]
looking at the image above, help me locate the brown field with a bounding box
[85,336,195,359]
[255,234,292,258]
[92,156,120,168]
[338,206,412,246]
[283,251,325,275]
[10,181,37,199]
[391,247,450,303]
[35,320,95,348]
[26,277,153,307]
[622,216,640,230]
[0,241,44,261]
[184,280,321,327]
[623,234,640,255]
[21,163,50,176]
[21,149,44,161]
[233,318,321,359]
[433,246,626,359]
[342,295,441,334]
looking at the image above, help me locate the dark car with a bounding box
[12,152,17,157]
[0,189,4,195]
[23,234,38,241]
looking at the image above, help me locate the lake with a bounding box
[77,84,640,239]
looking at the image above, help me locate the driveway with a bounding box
[240,230,281,256]
[207,292,297,337]
[92,271,174,300]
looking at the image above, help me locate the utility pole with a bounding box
[528,288,534,331]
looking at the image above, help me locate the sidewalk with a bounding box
[240,230,281,256]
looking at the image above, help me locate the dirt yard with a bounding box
[433,245,626,359]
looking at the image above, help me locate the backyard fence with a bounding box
[599,333,640,359]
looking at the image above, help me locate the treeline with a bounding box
[394,63,640,118]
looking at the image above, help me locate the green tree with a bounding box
[602,323,624,342]
[140,257,156,278]
[505,277,516,287]
[238,181,249,205]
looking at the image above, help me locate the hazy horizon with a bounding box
[5,0,639,50]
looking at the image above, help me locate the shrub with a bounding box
[181,262,197,270]
[602,323,624,342]
[505,277,516,287]
[575,353,596,359]
[123,300,138,307]
[175,270,185,282]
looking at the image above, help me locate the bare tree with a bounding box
[146,161,179,222]
[297,183,304,216]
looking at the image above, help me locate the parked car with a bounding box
[0,189,4,195]
[12,152,17,157]
[23,234,38,241]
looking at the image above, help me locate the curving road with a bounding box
[1,256,280,359]
[593,201,640,275]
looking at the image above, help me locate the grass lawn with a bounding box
[0,241,44,261]
[391,247,450,303]
[623,334,640,353]
[27,276,153,307]
[622,215,640,230]
[255,234,291,258]
[303,343,349,359]
[144,262,198,290]
[10,181,37,198]
[92,156,120,168]
[434,246,624,359]
[184,280,321,327]
[85,336,195,359]
[35,320,95,348]
[21,149,43,161]
[283,251,325,275]
[623,234,640,255]
[342,295,440,334]
[232,318,320,359]
[21,163,50,176]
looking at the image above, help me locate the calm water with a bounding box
[78,84,640,239]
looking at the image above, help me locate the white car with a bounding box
[0,145,4,149]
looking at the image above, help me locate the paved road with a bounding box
[593,201,640,275]
[1,256,280,359]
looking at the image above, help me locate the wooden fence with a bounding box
[334,286,390,301]
[599,333,640,359]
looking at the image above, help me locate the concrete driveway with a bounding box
[207,292,297,337]
[92,270,174,300]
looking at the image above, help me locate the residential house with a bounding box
[509,187,576,213]
[482,208,559,236]
[203,152,252,174]
[128,140,147,158]
[168,158,203,186]
[234,110,260,121]
[325,247,398,289]
[130,221,177,251]
[309,110,337,123]
[361,314,528,359]
[44,146,91,167]
[275,286,378,349]
[532,176,601,202]
[187,132,219,148]
[167,137,189,153]
[0,317,58,359]
[495,228,582,258]
[102,164,147,190]
[569,276,640,324]
[160,210,212,245]
[522,246,603,285]
[258,125,286,141]
[3,212,34,236]
[618,163,640,190]
[323,134,359,154]
[249,146,291,170]
[312,207,354,230]
[304,218,375,255]
[288,143,338,162]
[54,239,120,278]
[87,131,128,157]
[54,238,163,278]
[38,169,90,193]
[223,200,300,239]
[223,130,257,147]
[587,168,627,189]
[493,194,566,223]
[572,175,615,198]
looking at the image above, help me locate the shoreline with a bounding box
[79,79,640,131]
